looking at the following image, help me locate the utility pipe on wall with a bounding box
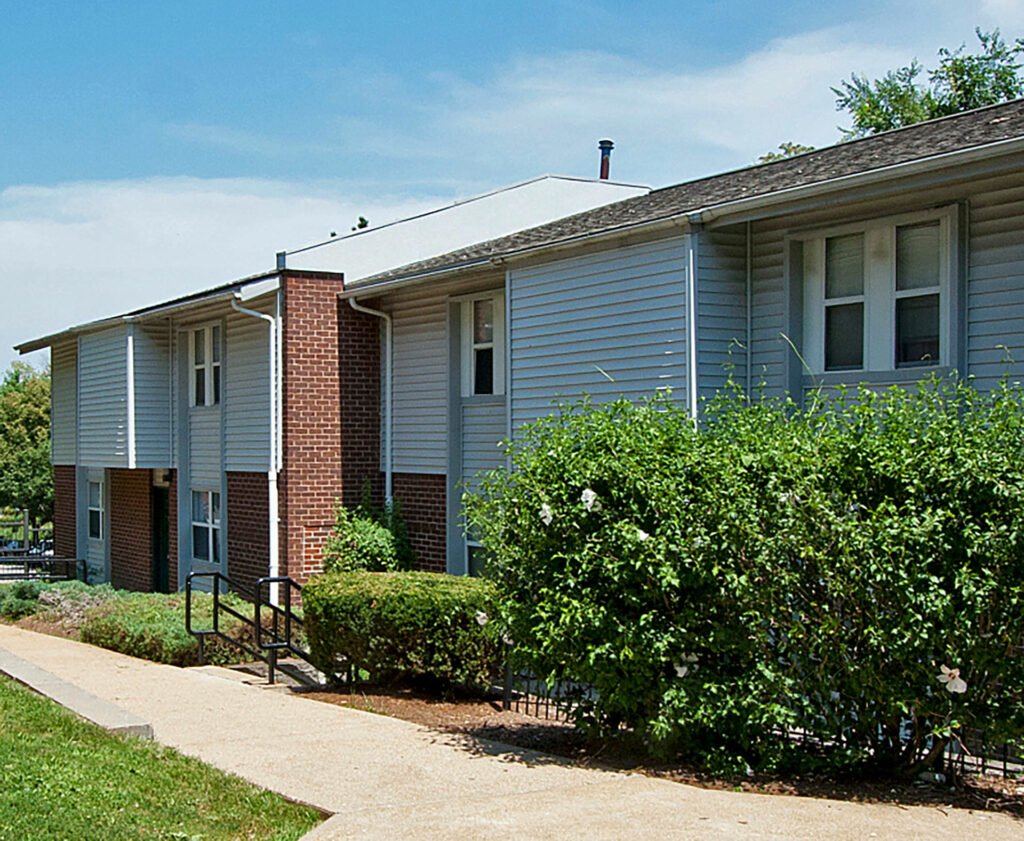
[347,297,393,503]
[231,296,281,604]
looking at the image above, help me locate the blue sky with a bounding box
[4,1,1023,367]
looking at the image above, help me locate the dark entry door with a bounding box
[151,486,170,593]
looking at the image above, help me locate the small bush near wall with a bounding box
[464,380,1024,775]
[322,492,414,573]
[303,571,501,688]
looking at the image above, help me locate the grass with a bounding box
[0,676,321,841]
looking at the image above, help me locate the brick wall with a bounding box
[279,272,346,584]
[167,470,178,589]
[226,471,269,593]
[53,464,77,559]
[108,468,152,592]
[393,472,447,573]
[338,298,383,509]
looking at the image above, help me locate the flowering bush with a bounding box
[464,379,1024,774]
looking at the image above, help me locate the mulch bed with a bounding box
[300,682,1024,817]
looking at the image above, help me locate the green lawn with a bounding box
[0,676,321,841]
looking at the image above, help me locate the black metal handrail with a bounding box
[185,570,316,684]
[0,557,85,582]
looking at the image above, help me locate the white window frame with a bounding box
[456,291,505,397]
[190,489,222,564]
[798,206,955,376]
[87,479,103,540]
[189,323,222,407]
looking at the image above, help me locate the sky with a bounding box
[4,0,1024,370]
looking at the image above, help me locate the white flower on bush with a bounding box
[938,664,967,694]
[581,488,602,512]
[673,653,699,678]
[636,528,650,542]
[475,611,489,626]
[539,503,553,526]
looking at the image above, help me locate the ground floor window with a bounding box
[467,543,489,577]
[87,480,103,539]
[191,490,221,562]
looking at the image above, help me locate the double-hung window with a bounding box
[191,325,222,407]
[460,292,505,396]
[87,480,103,540]
[800,207,954,376]
[191,490,221,563]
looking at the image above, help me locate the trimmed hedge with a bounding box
[303,571,502,687]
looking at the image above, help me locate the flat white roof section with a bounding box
[281,175,649,280]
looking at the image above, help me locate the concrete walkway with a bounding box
[0,624,1018,841]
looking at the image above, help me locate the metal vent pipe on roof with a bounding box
[599,139,614,179]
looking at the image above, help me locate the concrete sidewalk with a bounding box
[0,624,1017,841]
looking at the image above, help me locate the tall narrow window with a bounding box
[823,233,864,371]
[895,222,941,367]
[191,325,222,406]
[87,480,103,540]
[460,292,505,396]
[191,490,221,563]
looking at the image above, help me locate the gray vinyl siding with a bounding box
[383,273,503,475]
[133,323,172,466]
[461,402,506,493]
[748,221,789,399]
[224,307,271,471]
[50,341,77,465]
[509,238,688,430]
[77,327,128,467]
[965,178,1024,390]
[698,225,748,398]
[189,408,222,487]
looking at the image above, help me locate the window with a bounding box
[191,325,222,406]
[460,292,505,396]
[87,480,103,540]
[800,208,954,376]
[191,490,221,563]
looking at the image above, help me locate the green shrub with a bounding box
[464,379,1024,774]
[80,591,251,666]
[303,571,502,687]
[322,506,400,572]
[0,580,47,619]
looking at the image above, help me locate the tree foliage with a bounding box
[0,362,52,523]
[835,28,1024,138]
[757,142,816,164]
[465,380,1024,775]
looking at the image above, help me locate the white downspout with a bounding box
[126,324,136,468]
[348,297,393,503]
[231,296,280,605]
[686,233,699,420]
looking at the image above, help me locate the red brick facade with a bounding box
[53,464,77,560]
[226,471,270,593]
[393,472,447,573]
[108,468,152,592]
[279,272,346,584]
[167,470,178,589]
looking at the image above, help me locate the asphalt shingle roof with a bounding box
[359,99,1024,286]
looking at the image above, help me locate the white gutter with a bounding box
[230,295,281,604]
[347,297,393,503]
[745,221,752,395]
[126,324,136,469]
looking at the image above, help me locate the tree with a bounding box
[834,28,1024,139]
[0,362,52,524]
[757,141,816,163]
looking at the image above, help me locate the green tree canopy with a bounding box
[834,28,1024,139]
[0,362,52,524]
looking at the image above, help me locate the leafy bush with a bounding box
[322,490,414,573]
[0,580,48,619]
[80,591,251,666]
[303,571,502,687]
[464,379,1024,774]
[0,579,115,622]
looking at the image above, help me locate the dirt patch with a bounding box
[301,683,1024,817]
[13,615,80,640]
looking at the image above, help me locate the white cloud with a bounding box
[0,177,443,369]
